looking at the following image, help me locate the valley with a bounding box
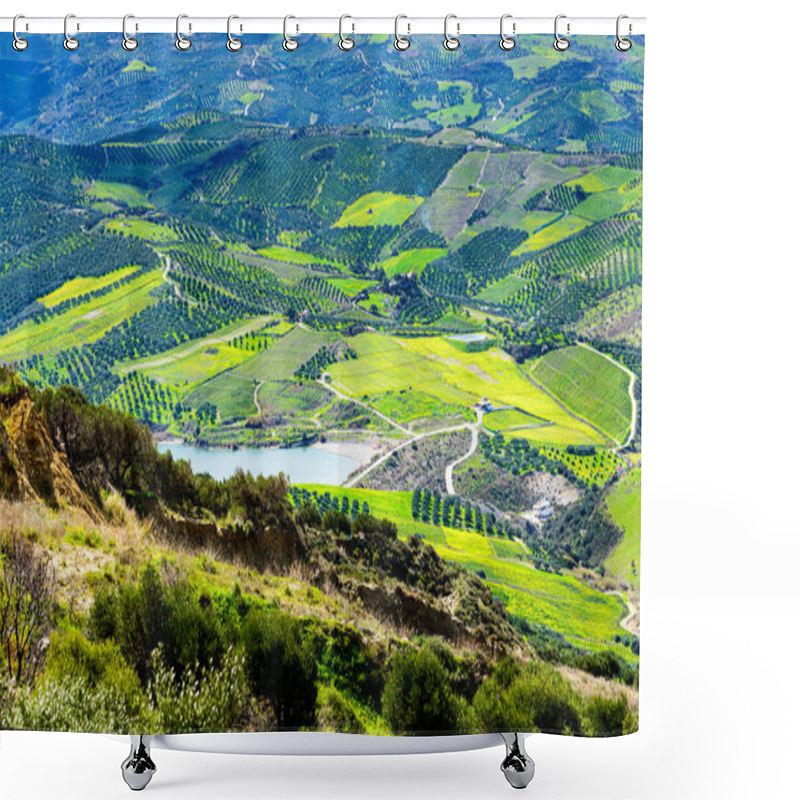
[0,33,643,735]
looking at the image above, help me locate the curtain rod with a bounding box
[0,16,645,37]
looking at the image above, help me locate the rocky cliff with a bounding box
[1,382,98,520]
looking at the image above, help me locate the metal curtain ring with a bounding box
[63,13,79,51]
[227,15,242,51]
[443,14,460,51]
[554,14,570,51]
[283,15,299,51]
[339,14,355,50]
[394,15,410,51]
[176,13,192,50]
[122,14,138,51]
[12,14,28,51]
[499,14,515,51]
[616,14,632,51]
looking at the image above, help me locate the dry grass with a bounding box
[558,664,639,710]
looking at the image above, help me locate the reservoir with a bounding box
[156,442,364,486]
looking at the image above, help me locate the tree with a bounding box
[0,531,55,685]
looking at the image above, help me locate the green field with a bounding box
[256,380,330,415]
[328,333,476,407]
[84,181,152,208]
[0,269,162,360]
[230,326,336,382]
[327,334,605,446]
[184,373,257,420]
[39,266,140,308]
[138,343,255,389]
[604,468,642,587]
[333,192,423,228]
[512,215,591,255]
[476,274,531,304]
[256,245,338,267]
[484,408,547,432]
[428,81,480,127]
[370,390,473,424]
[530,345,633,445]
[379,248,447,277]
[402,337,605,446]
[325,277,377,296]
[357,292,396,316]
[296,483,630,652]
[122,59,156,73]
[103,217,178,242]
[566,166,640,194]
[117,317,271,382]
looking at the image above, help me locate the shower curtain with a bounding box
[0,32,643,738]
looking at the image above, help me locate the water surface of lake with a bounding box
[157,442,361,485]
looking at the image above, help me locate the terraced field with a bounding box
[530,345,633,444]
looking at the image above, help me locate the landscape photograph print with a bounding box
[0,33,643,738]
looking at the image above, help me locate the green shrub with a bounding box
[322,509,351,536]
[4,631,151,732]
[474,658,584,735]
[316,685,365,734]
[583,694,638,737]
[321,625,383,707]
[351,514,397,538]
[578,650,622,680]
[381,644,462,734]
[149,645,249,733]
[88,564,225,684]
[241,609,318,729]
[295,503,322,528]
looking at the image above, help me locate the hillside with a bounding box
[0,371,637,736]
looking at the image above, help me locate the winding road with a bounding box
[444,408,484,494]
[609,590,639,636]
[316,378,485,490]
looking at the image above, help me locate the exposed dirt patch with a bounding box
[360,430,471,493]
[455,461,581,514]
